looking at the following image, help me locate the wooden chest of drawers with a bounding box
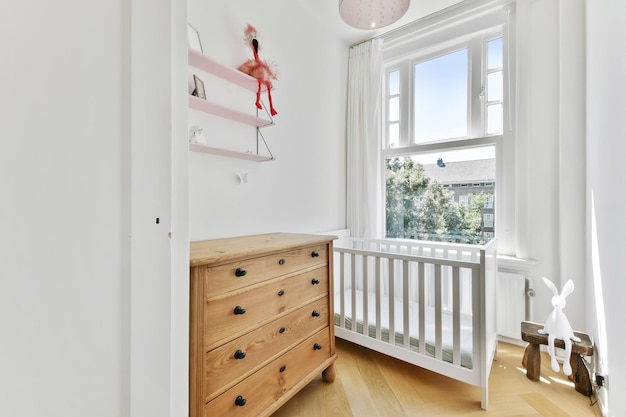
[189,233,337,417]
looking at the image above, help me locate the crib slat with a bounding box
[435,264,442,360]
[402,260,410,349]
[351,253,357,333]
[388,258,395,345]
[339,251,345,328]
[452,266,461,366]
[375,256,382,340]
[362,254,368,337]
[418,262,426,356]
[443,264,451,312]
[472,267,481,373]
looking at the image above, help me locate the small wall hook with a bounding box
[237,172,249,184]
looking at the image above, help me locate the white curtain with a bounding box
[346,39,384,239]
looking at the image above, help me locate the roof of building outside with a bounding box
[421,159,495,184]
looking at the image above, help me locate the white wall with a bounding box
[0,1,188,416]
[0,1,130,416]
[515,0,587,331]
[187,0,348,241]
[515,0,561,323]
[557,0,587,334]
[587,1,626,415]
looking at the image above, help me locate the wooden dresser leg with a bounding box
[322,363,336,382]
[525,343,541,381]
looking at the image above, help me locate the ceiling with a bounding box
[297,0,466,45]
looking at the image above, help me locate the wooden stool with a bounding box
[521,321,593,396]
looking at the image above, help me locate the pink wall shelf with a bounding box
[188,96,273,127]
[188,49,269,94]
[188,142,274,162]
[188,49,275,161]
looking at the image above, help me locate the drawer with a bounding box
[205,267,329,350]
[204,244,328,297]
[204,328,331,417]
[204,298,329,402]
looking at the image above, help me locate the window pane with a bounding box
[487,71,503,101]
[414,49,468,143]
[389,97,399,122]
[389,70,400,95]
[385,147,495,244]
[487,104,502,134]
[487,37,503,69]
[388,123,399,148]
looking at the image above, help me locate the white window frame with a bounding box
[383,29,504,149]
[378,1,516,252]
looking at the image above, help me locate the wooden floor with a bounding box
[273,338,602,417]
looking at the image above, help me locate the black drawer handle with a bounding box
[278,290,285,296]
[234,350,247,360]
[311,250,320,258]
[235,268,247,277]
[233,306,246,315]
[313,343,323,351]
[235,395,247,407]
[279,327,286,334]
[311,278,320,285]
[280,365,286,373]
[278,259,285,265]
[312,310,321,317]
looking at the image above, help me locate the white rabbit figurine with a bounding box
[538,277,581,375]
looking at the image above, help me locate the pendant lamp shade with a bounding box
[339,0,410,30]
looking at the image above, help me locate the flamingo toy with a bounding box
[237,24,278,116]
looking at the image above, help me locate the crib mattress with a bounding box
[334,289,474,368]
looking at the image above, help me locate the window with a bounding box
[486,37,504,134]
[382,12,508,245]
[485,195,494,209]
[388,70,400,148]
[414,48,468,142]
[385,148,495,244]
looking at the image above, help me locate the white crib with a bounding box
[333,236,498,409]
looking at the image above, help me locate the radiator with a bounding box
[496,272,527,339]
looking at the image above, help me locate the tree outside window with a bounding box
[386,155,494,244]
